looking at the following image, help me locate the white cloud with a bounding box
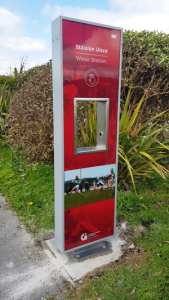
[0,7,46,54]
[43,0,169,33]
[0,7,22,35]
[0,35,47,54]
[108,0,169,32]
[110,0,169,14]
[42,3,53,17]
[0,52,13,75]
[0,52,48,75]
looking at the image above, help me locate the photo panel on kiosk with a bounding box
[52,16,123,253]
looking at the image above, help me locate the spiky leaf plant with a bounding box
[118,87,169,193]
[77,101,97,148]
[0,84,11,135]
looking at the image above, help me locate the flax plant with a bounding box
[118,88,169,193]
[77,101,97,148]
[0,84,11,134]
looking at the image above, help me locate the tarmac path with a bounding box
[0,193,66,300]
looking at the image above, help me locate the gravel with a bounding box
[0,193,66,300]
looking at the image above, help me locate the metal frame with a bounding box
[52,16,65,253]
[114,30,123,239]
[74,98,109,155]
[52,15,123,254]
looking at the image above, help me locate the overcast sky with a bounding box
[0,0,169,75]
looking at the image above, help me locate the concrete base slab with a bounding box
[46,232,126,281]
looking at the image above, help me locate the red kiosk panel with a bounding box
[62,20,121,251]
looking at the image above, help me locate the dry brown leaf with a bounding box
[134,263,140,269]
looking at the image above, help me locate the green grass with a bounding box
[65,189,115,210]
[65,175,169,299]
[66,250,169,300]
[0,142,55,234]
[0,142,169,299]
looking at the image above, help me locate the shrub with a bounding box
[122,30,169,128]
[0,76,15,88]
[6,62,53,161]
[118,88,169,193]
[5,31,169,168]
[0,84,11,135]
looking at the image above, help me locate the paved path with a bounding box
[0,193,66,300]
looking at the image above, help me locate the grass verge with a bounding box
[65,175,169,299]
[0,142,54,234]
[0,143,169,299]
[66,250,169,300]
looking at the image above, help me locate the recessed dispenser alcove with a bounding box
[74,98,109,155]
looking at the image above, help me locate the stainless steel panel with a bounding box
[114,30,123,238]
[52,17,65,253]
